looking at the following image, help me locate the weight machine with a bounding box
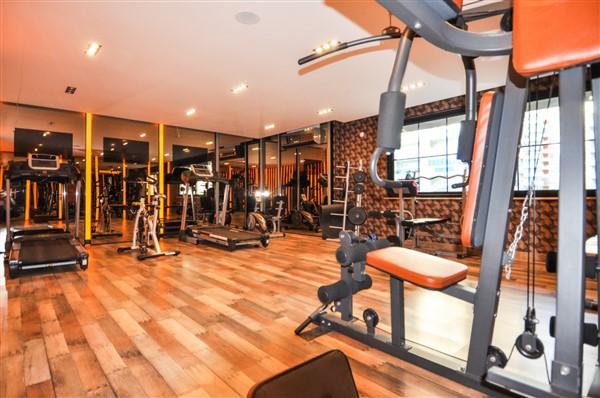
[296,1,600,396]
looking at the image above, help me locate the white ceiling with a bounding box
[0,0,508,139]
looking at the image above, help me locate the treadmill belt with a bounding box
[19,238,79,266]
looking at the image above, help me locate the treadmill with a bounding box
[5,154,89,278]
[179,164,269,250]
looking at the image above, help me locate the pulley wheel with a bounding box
[515,333,544,359]
[486,345,508,369]
[348,207,367,225]
[353,183,365,195]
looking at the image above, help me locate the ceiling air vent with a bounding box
[65,86,77,94]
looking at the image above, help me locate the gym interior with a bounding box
[1,1,599,397]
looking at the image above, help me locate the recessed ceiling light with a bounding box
[235,11,260,25]
[224,162,230,165]
[34,148,38,152]
[139,132,146,138]
[264,123,275,130]
[122,141,128,146]
[85,42,102,57]
[100,152,104,156]
[416,81,424,88]
[318,108,333,116]
[252,147,259,151]
[43,131,51,137]
[164,153,170,157]
[38,143,43,147]
[182,148,190,153]
[270,156,276,160]
[206,141,213,145]
[402,81,425,93]
[231,84,248,94]
[151,157,156,161]
[110,148,115,151]
[186,108,196,116]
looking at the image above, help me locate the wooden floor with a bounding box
[0,232,597,397]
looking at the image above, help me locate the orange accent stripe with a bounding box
[461,91,495,248]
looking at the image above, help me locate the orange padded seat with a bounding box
[366,247,468,290]
[513,0,600,76]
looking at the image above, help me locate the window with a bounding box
[517,94,595,191]
[393,93,596,193]
[393,115,467,193]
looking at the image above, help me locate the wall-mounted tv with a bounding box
[14,128,73,159]
[103,137,149,163]
[172,144,209,166]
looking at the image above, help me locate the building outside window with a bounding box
[393,94,595,193]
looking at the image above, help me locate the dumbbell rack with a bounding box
[331,160,365,236]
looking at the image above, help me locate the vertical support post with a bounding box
[0,166,4,191]
[551,66,586,396]
[277,135,282,195]
[5,179,10,230]
[325,122,333,205]
[166,160,171,220]
[24,179,30,222]
[466,64,528,377]
[94,155,99,225]
[214,133,220,215]
[147,161,151,201]
[122,158,127,220]
[592,63,600,376]
[62,183,68,230]
[244,142,249,225]
[390,277,405,346]
[58,183,63,221]
[259,138,265,212]
[32,181,38,210]
[158,123,165,234]
[74,180,81,239]
[84,112,93,243]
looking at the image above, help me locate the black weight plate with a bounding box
[353,183,365,195]
[353,171,367,183]
[348,207,367,225]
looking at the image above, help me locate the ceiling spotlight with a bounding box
[110,143,115,147]
[182,148,190,153]
[151,157,156,161]
[110,148,115,151]
[164,153,170,157]
[270,156,276,160]
[231,83,249,94]
[85,42,102,57]
[224,162,230,165]
[264,123,275,130]
[139,132,146,138]
[314,39,340,55]
[416,81,424,88]
[122,141,128,146]
[318,108,333,116]
[409,83,416,90]
[186,108,196,116]
[206,141,213,145]
[38,143,43,147]
[252,147,259,151]
[43,131,51,137]
[34,148,38,152]
[100,152,104,156]
[402,85,408,92]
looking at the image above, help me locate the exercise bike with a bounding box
[117,175,180,260]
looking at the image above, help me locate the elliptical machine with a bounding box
[247,194,286,238]
[117,173,180,260]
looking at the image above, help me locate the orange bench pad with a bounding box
[366,247,468,290]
